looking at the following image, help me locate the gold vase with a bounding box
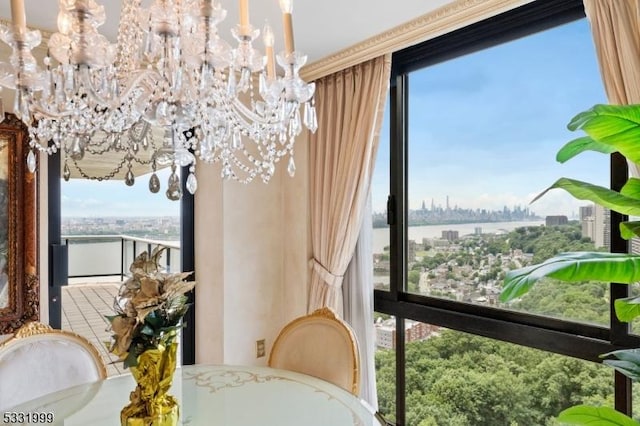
[121,343,179,426]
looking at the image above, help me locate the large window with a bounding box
[373,1,640,424]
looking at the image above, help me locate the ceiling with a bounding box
[0,0,453,67]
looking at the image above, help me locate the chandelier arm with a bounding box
[30,102,88,120]
[230,98,284,127]
[87,69,157,112]
[28,68,155,121]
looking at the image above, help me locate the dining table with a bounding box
[2,364,379,425]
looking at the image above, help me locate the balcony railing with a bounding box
[62,235,181,281]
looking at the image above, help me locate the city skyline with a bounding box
[371,195,594,220]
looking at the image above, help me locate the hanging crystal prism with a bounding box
[166,164,182,200]
[304,102,318,133]
[232,129,242,149]
[70,136,85,161]
[186,172,198,195]
[63,162,71,181]
[125,169,135,186]
[287,156,296,177]
[149,172,161,193]
[26,150,37,173]
[221,164,232,179]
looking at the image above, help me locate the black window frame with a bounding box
[373,0,639,423]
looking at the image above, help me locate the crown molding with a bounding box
[300,0,534,81]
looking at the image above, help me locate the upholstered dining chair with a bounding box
[0,321,107,411]
[268,307,360,395]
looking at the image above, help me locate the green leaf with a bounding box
[601,349,640,382]
[145,310,162,328]
[603,360,640,382]
[621,178,640,200]
[123,350,139,369]
[567,104,640,164]
[620,222,640,240]
[557,405,639,425]
[614,297,640,322]
[532,178,640,217]
[140,325,155,336]
[556,136,617,163]
[500,252,640,302]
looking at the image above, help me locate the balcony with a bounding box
[60,235,180,376]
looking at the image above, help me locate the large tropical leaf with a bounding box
[532,178,640,216]
[500,252,640,303]
[567,104,640,164]
[601,349,640,382]
[557,405,638,425]
[556,136,617,163]
[621,178,640,200]
[614,296,640,322]
[620,222,640,240]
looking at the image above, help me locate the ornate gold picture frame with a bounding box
[0,113,38,334]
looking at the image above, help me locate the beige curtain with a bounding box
[583,0,640,104]
[308,54,391,316]
[584,0,640,176]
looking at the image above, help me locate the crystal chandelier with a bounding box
[0,0,317,199]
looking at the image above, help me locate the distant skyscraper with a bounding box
[446,196,450,210]
[580,204,610,249]
[579,205,594,221]
[441,230,459,241]
[545,216,568,226]
[421,200,426,210]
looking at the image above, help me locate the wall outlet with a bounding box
[256,339,266,358]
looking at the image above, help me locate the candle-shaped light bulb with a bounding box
[279,0,293,14]
[263,23,274,47]
[279,0,295,54]
[57,11,72,35]
[10,0,27,35]
[239,0,250,35]
[263,23,276,80]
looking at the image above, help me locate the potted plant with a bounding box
[107,246,195,426]
[500,104,640,425]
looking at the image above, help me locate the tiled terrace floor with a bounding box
[61,280,125,377]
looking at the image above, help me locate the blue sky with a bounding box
[63,18,606,219]
[63,167,180,217]
[371,18,608,218]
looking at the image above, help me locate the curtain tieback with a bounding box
[309,258,344,288]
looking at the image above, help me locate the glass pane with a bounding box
[375,311,396,422]
[405,19,609,325]
[373,102,390,291]
[376,319,614,425]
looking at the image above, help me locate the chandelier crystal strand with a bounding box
[2,0,316,199]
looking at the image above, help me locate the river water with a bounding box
[371,220,545,254]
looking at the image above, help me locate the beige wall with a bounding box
[195,131,310,365]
